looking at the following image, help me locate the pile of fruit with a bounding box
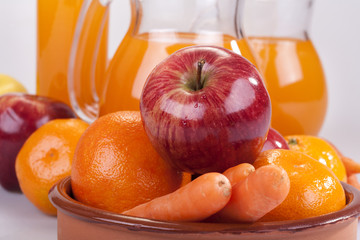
[1,46,360,223]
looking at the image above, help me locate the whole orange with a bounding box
[285,135,347,182]
[15,118,89,215]
[71,111,190,214]
[253,149,346,221]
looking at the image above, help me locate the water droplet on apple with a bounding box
[181,120,188,127]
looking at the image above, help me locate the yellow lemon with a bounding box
[0,74,27,95]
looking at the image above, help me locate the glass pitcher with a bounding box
[68,0,258,123]
[244,0,327,135]
[36,0,108,107]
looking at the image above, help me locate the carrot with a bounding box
[347,174,360,191]
[323,139,344,156]
[215,165,290,223]
[342,156,360,176]
[122,172,232,222]
[222,163,255,186]
[322,139,359,177]
[343,156,360,190]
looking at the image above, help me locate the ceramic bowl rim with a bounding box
[49,176,360,235]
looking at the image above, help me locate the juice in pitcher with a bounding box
[99,31,256,115]
[68,0,260,122]
[244,0,327,135]
[37,0,108,106]
[248,37,327,135]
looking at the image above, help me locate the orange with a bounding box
[285,135,347,182]
[71,111,191,214]
[253,149,346,221]
[15,118,89,215]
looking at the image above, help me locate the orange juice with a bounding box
[248,37,327,135]
[37,0,107,106]
[99,31,256,115]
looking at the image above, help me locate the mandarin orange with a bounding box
[321,139,360,190]
[71,111,190,214]
[285,135,347,182]
[253,149,346,221]
[15,118,89,215]
[323,139,360,177]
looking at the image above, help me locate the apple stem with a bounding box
[196,59,206,91]
[288,138,298,145]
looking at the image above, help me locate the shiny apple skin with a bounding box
[261,127,289,152]
[0,93,76,191]
[140,46,271,174]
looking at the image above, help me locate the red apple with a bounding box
[261,127,289,152]
[140,46,271,174]
[0,93,76,191]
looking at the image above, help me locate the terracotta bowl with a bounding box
[49,177,360,240]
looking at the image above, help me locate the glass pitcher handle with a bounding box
[68,0,112,123]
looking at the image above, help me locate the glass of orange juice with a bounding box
[36,0,108,107]
[244,0,327,135]
[68,0,258,123]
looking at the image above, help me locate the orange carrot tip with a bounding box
[122,172,232,222]
[347,174,360,191]
[342,156,360,176]
[215,165,290,223]
[223,163,255,186]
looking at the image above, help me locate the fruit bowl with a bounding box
[49,177,360,240]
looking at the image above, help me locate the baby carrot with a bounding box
[216,165,290,223]
[347,174,360,191]
[323,139,358,177]
[222,163,255,186]
[122,172,232,222]
[342,156,360,176]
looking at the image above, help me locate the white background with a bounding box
[0,0,360,239]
